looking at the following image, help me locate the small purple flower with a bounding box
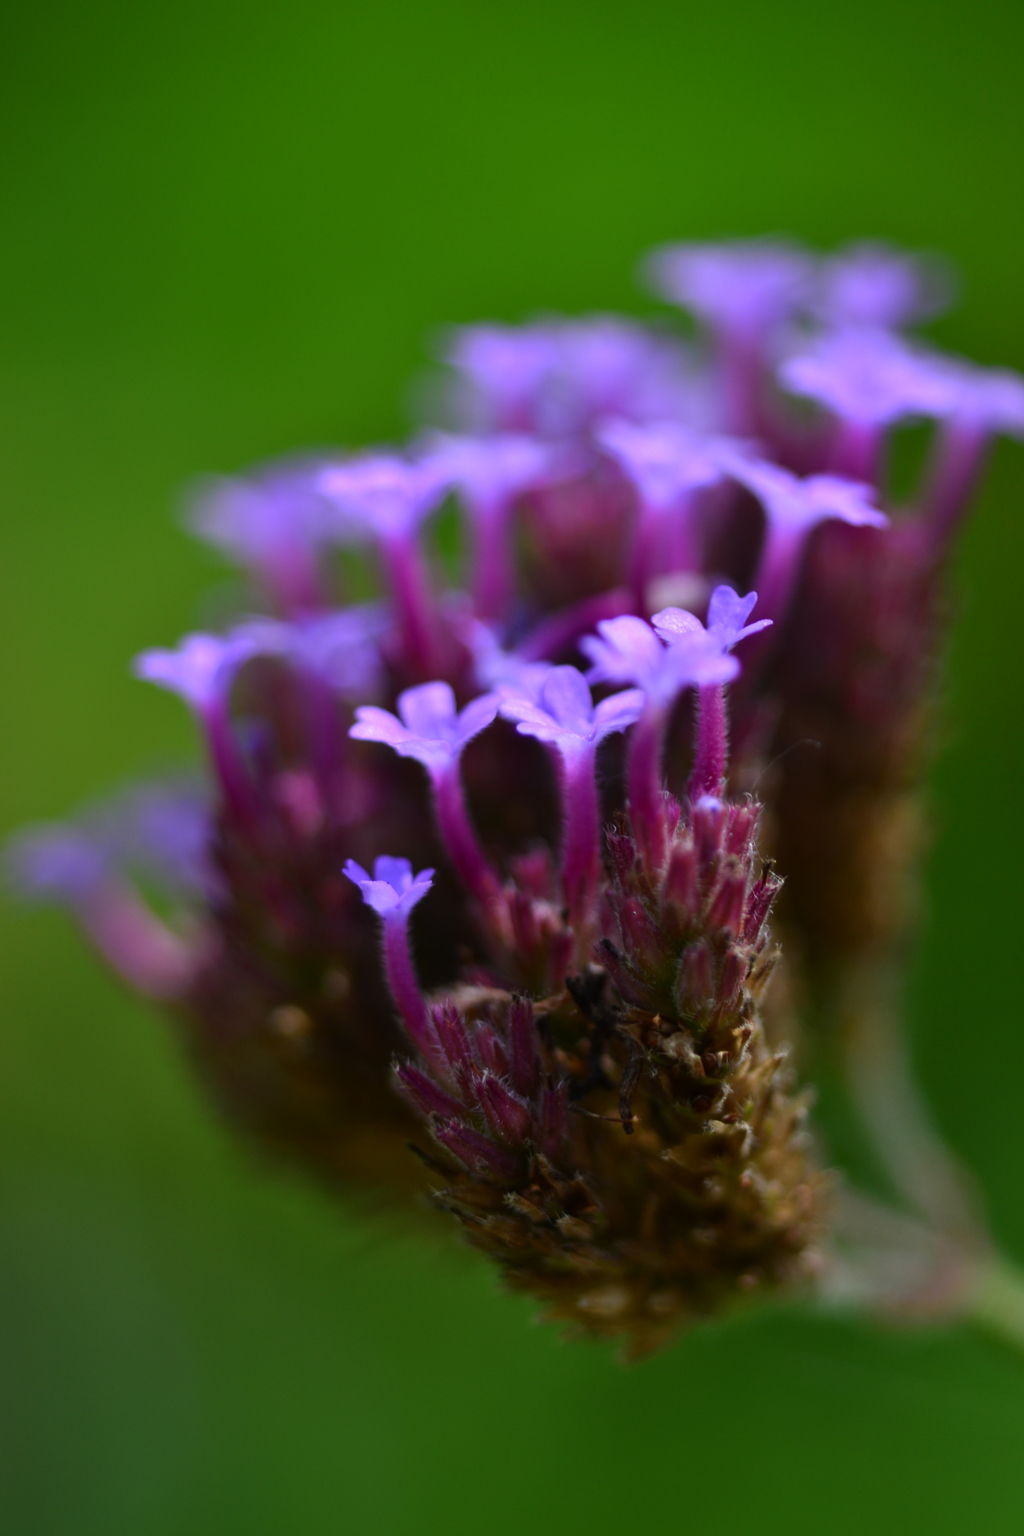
[464,619,552,700]
[595,419,736,509]
[778,331,956,427]
[498,666,644,761]
[133,631,257,712]
[424,432,555,506]
[5,824,109,903]
[318,453,451,540]
[444,324,560,433]
[499,667,643,942]
[318,454,454,677]
[5,821,195,998]
[726,458,888,627]
[645,239,812,332]
[728,458,888,536]
[812,242,954,331]
[351,682,498,771]
[94,780,216,900]
[544,319,694,433]
[240,605,388,700]
[921,361,1024,544]
[186,458,335,613]
[423,433,557,617]
[933,361,1024,436]
[352,683,503,915]
[653,584,772,652]
[343,856,435,919]
[581,613,738,705]
[596,419,744,603]
[344,856,436,1047]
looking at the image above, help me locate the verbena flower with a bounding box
[11,235,1024,1351]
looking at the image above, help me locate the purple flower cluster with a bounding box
[10,236,1022,1348]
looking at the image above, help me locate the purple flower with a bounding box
[725,457,888,626]
[595,418,737,509]
[343,856,435,919]
[443,318,694,438]
[343,856,436,1048]
[5,819,195,998]
[543,318,694,433]
[237,605,388,700]
[778,331,956,427]
[464,619,552,700]
[5,824,109,903]
[933,361,1024,436]
[645,239,812,332]
[498,666,644,761]
[727,458,888,537]
[423,433,558,617]
[93,780,216,900]
[424,432,555,506]
[444,324,561,433]
[350,682,498,771]
[318,454,452,540]
[352,682,503,916]
[653,584,772,652]
[133,631,259,712]
[185,458,335,613]
[812,242,954,331]
[581,613,738,705]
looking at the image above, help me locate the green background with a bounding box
[2,0,1024,1530]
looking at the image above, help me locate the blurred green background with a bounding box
[2,0,1024,1530]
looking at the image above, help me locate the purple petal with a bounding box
[580,615,664,689]
[779,331,957,426]
[133,633,238,710]
[592,688,645,739]
[319,454,450,540]
[539,666,595,732]
[813,242,954,330]
[350,705,417,751]
[596,418,730,507]
[465,621,552,698]
[649,607,704,644]
[454,692,500,748]
[645,239,812,330]
[398,681,458,742]
[424,432,554,505]
[343,856,434,918]
[729,459,887,534]
[5,825,108,903]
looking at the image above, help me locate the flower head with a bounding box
[933,361,1024,436]
[186,459,334,609]
[813,241,953,330]
[350,681,498,771]
[727,457,888,536]
[132,631,258,713]
[5,824,109,903]
[343,855,435,919]
[653,584,772,652]
[595,418,737,508]
[645,239,812,331]
[444,324,560,433]
[425,432,556,508]
[318,453,451,540]
[581,612,738,705]
[778,330,956,426]
[498,665,643,761]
